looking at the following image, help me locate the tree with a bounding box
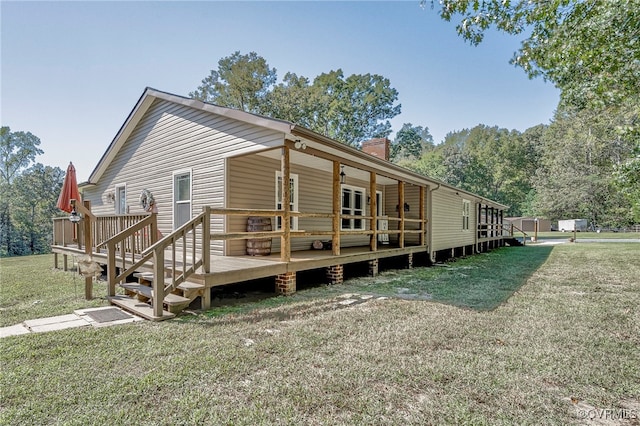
[1,126,43,185]
[191,53,401,147]
[0,126,44,256]
[614,146,640,222]
[530,107,634,226]
[189,51,277,114]
[430,0,639,220]
[390,123,434,162]
[307,70,401,146]
[12,164,64,255]
[263,72,317,127]
[430,0,640,111]
[403,124,544,216]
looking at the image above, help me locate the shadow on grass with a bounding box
[184,246,555,323]
[347,245,555,311]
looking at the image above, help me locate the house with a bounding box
[52,88,509,320]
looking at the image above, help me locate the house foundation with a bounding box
[327,264,344,284]
[276,272,296,295]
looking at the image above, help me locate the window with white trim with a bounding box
[173,170,192,229]
[462,199,471,230]
[275,171,299,230]
[341,185,365,230]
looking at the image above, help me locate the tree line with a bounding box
[2,1,637,256]
[0,127,64,257]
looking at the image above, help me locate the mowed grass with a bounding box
[535,231,640,241]
[1,244,639,425]
[0,255,110,327]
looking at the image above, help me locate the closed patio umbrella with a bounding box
[57,162,81,213]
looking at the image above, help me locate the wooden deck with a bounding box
[52,243,428,289]
[203,244,428,287]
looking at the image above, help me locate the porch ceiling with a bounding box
[257,149,398,186]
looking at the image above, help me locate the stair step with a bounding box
[108,295,175,321]
[120,283,191,306]
[132,272,205,291]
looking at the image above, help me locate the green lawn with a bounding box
[1,244,639,425]
[534,231,640,240]
[0,255,110,327]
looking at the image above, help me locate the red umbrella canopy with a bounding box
[57,162,81,213]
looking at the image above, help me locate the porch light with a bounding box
[340,166,346,185]
[69,207,81,223]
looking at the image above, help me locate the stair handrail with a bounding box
[143,208,210,317]
[106,208,210,317]
[105,213,158,296]
[505,223,528,246]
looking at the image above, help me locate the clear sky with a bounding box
[1,1,559,181]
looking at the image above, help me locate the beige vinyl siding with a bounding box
[227,154,377,256]
[430,189,477,251]
[82,98,284,255]
[382,183,424,246]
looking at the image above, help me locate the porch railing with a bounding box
[208,208,428,257]
[52,213,153,252]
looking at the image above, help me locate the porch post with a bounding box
[427,185,434,260]
[332,161,341,256]
[280,146,291,262]
[398,181,405,248]
[369,171,377,252]
[419,186,426,247]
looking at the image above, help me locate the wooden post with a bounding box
[202,207,210,274]
[153,248,164,317]
[83,200,93,299]
[398,181,405,248]
[332,161,341,256]
[427,185,434,258]
[280,146,291,262]
[419,186,426,246]
[199,209,211,310]
[107,242,116,297]
[369,171,377,252]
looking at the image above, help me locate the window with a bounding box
[173,170,192,229]
[115,184,126,214]
[462,199,471,230]
[275,172,298,230]
[342,185,365,230]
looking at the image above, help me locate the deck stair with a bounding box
[504,237,524,247]
[110,272,205,320]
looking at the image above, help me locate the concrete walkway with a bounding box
[0,306,143,338]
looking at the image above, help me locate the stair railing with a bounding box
[104,214,158,296]
[502,223,528,246]
[106,208,211,317]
